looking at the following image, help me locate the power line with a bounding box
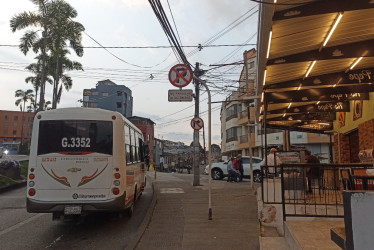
[0,43,257,49]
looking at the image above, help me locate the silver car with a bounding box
[206,156,263,182]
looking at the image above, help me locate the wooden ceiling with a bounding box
[257,0,374,133]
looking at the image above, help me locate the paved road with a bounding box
[0,173,154,250]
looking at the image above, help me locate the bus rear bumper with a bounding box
[26,192,127,213]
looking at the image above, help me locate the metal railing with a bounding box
[261,163,373,220]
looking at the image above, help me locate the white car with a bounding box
[206,156,263,182]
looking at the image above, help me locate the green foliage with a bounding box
[0,176,17,189]
[20,160,29,177]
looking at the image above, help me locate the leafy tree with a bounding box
[10,0,84,110]
[15,89,34,148]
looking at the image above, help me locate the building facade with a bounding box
[82,79,133,118]
[0,110,35,150]
[128,116,155,164]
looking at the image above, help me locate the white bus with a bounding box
[26,108,147,219]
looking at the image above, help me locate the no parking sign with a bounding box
[168,64,193,88]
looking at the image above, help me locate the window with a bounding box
[4,122,8,127]
[89,102,98,108]
[22,116,25,121]
[13,123,17,128]
[226,127,241,142]
[125,125,131,164]
[116,102,122,108]
[92,91,98,96]
[249,61,255,69]
[28,117,33,122]
[13,130,17,136]
[102,92,109,97]
[226,104,242,121]
[14,116,18,121]
[38,120,113,155]
[5,115,8,120]
[117,91,122,96]
[4,129,8,135]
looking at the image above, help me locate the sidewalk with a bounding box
[133,172,261,250]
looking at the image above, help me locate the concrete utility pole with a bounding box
[193,62,201,186]
[193,75,213,220]
[244,50,254,189]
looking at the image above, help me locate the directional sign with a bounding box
[191,117,204,130]
[168,89,193,102]
[169,64,193,88]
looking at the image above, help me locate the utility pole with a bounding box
[244,50,254,189]
[193,62,201,186]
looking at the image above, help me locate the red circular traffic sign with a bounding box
[191,117,204,130]
[168,64,193,88]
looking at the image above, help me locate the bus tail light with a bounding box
[112,188,119,195]
[114,180,120,186]
[29,181,35,187]
[28,188,36,196]
[29,173,35,180]
[114,173,120,179]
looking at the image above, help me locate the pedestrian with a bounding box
[236,154,244,182]
[227,157,239,182]
[145,154,150,171]
[261,148,282,177]
[159,155,164,172]
[305,150,321,193]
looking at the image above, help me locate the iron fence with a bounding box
[261,163,374,220]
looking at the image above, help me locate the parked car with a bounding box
[0,147,3,158]
[206,156,263,182]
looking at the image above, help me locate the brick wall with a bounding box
[335,119,374,163]
[358,119,374,151]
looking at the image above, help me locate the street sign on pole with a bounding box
[168,89,193,102]
[169,64,193,88]
[191,116,204,130]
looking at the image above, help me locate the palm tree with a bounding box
[47,0,84,108]
[25,56,53,112]
[10,0,85,110]
[15,89,34,147]
[10,0,52,111]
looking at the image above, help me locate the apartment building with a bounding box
[82,79,133,118]
[0,110,35,150]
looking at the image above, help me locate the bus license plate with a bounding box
[64,205,82,215]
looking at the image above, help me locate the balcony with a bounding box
[238,133,256,150]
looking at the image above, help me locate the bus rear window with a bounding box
[37,120,113,155]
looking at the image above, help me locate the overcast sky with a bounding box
[0,0,258,146]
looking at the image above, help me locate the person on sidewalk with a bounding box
[227,157,239,182]
[261,148,281,177]
[305,150,321,193]
[235,154,244,182]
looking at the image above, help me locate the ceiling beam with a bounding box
[265,84,372,104]
[267,40,374,66]
[273,0,374,21]
[265,67,374,89]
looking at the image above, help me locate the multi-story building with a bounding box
[0,110,35,151]
[128,116,155,164]
[82,79,133,118]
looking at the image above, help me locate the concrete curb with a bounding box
[0,181,27,194]
[125,181,158,250]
